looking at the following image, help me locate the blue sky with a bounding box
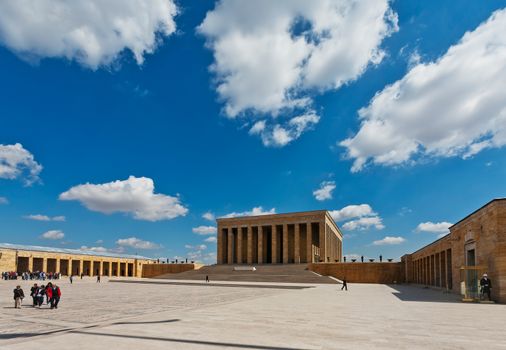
[1,0,506,263]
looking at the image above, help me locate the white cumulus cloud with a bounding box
[204,236,217,243]
[0,143,42,186]
[0,0,178,69]
[199,0,397,146]
[80,246,109,253]
[202,211,215,221]
[313,180,336,201]
[416,221,453,234]
[24,214,66,222]
[41,230,65,240]
[330,204,384,231]
[116,237,160,250]
[222,206,276,218]
[342,216,385,231]
[373,236,405,246]
[59,176,188,221]
[341,9,506,172]
[192,226,217,235]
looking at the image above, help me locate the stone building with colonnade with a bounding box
[217,210,342,264]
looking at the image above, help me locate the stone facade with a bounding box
[217,210,342,264]
[402,199,506,303]
[309,262,404,284]
[141,263,203,278]
[0,244,154,278]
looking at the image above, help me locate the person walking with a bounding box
[45,283,53,305]
[205,275,209,283]
[51,285,61,309]
[361,256,364,263]
[96,274,101,283]
[13,285,25,309]
[69,274,73,284]
[341,279,348,291]
[480,273,492,301]
[30,283,38,306]
[36,285,45,307]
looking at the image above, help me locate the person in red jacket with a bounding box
[45,282,53,305]
[51,285,61,309]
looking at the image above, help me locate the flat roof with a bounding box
[449,198,506,229]
[216,209,328,222]
[0,243,152,260]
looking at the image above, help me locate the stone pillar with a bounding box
[79,260,84,276]
[282,223,289,264]
[306,223,313,263]
[108,262,112,277]
[217,228,223,264]
[271,225,278,264]
[319,222,326,262]
[42,258,48,272]
[237,227,243,264]
[228,228,234,264]
[294,223,300,264]
[99,261,103,276]
[56,259,61,274]
[28,256,33,272]
[116,262,121,277]
[257,226,263,264]
[247,226,253,264]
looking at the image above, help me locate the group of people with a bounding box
[2,271,62,281]
[13,283,62,309]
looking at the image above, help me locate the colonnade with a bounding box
[218,221,342,264]
[412,249,452,289]
[16,255,138,277]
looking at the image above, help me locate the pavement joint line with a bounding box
[110,279,315,289]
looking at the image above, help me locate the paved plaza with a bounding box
[1,278,505,350]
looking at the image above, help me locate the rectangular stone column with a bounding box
[319,222,326,262]
[116,262,121,277]
[257,226,263,264]
[294,223,300,264]
[271,225,278,264]
[306,223,313,263]
[42,258,48,272]
[56,259,61,274]
[247,226,253,264]
[28,256,33,272]
[217,228,224,264]
[99,261,103,276]
[79,260,84,276]
[228,228,234,264]
[237,227,243,264]
[282,223,289,264]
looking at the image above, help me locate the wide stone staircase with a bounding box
[155,264,338,284]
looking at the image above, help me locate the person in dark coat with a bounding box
[30,283,38,306]
[51,285,61,309]
[341,279,348,291]
[480,273,492,301]
[36,285,45,307]
[13,285,25,309]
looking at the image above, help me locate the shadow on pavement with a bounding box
[73,330,312,350]
[388,284,461,303]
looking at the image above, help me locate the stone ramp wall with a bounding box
[142,263,202,278]
[308,262,404,284]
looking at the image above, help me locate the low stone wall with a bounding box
[308,262,404,284]
[142,263,202,278]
